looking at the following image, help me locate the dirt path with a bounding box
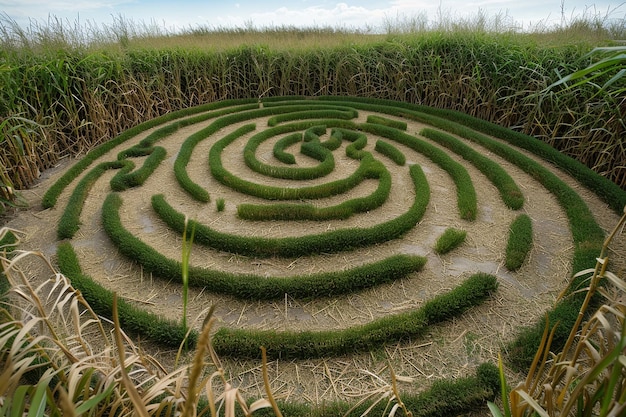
[3,103,625,407]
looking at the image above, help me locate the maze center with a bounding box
[6,97,625,402]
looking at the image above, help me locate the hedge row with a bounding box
[374,139,406,166]
[210,119,364,200]
[152,163,429,258]
[420,128,524,210]
[245,124,334,180]
[237,157,391,221]
[174,102,357,201]
[212,272,498,360]
[320,96,625,215]
[308,97,615,370]
[273,132,302,164]
[57,161,125,240]
[55,241,196,348]
[266,108,358,127]
[103,192,427,300]
[265,362,499,417]
[366,114,408,131]
[358,122,477,221]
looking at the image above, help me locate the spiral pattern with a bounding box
[42,96,621,379]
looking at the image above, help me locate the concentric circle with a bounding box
[12,96,624,402]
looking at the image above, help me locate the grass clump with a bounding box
[435,228,467,254]
[215,198,225,212]
[505,214,533,270]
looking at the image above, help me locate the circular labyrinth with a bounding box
[11,96,625,403]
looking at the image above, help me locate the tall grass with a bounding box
[0,13,624,202]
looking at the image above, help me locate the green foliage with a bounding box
[4,33,625,200]
[215,197,225,212]
[237,155,391,221]
[213,273,497,360]
[56,241,196,348]
[358,121,478,220]
[366,114,408,130]
[57,161,124,239]
[273,132,301,164]
[505,214,533,270]
[267,108,358,126]
[153,163,429,257]
[375,139,406,165]
[41,99,256,209]
[246,124,335,180]
[421,128,524,210]
[105,191,427,301]
[434,228,467,254]
[211,120,365,200]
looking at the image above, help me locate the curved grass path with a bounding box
[41,95,625,414]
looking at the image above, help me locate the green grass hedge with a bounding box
[375,139,406,166]
[212,272,498,360]
[210,120,367,200]
[153,163,429,257]
[358,122,477,221]
[272,132,301,164]
[103,192,426,300]
[245,124,334,180]
[420,128,524,210]
[237,156,391,221]
[505,214,533,270]
[57,161,125,239]
[259,362,499,417]
[55,241,196,348]
[315,97,614,370]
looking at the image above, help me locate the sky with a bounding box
[1,0,624,34]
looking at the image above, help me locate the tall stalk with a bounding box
[181,216,195,339]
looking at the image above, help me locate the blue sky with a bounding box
[1,1,624,32]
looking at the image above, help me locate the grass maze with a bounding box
[45,96,625,406]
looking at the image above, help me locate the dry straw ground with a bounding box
[3,107,625,408]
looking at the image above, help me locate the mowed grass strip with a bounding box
[56,241,196,348]
[153,163,429,257]
[103,192,426,300]
[420,128,524,210]
[212,272,498,360]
